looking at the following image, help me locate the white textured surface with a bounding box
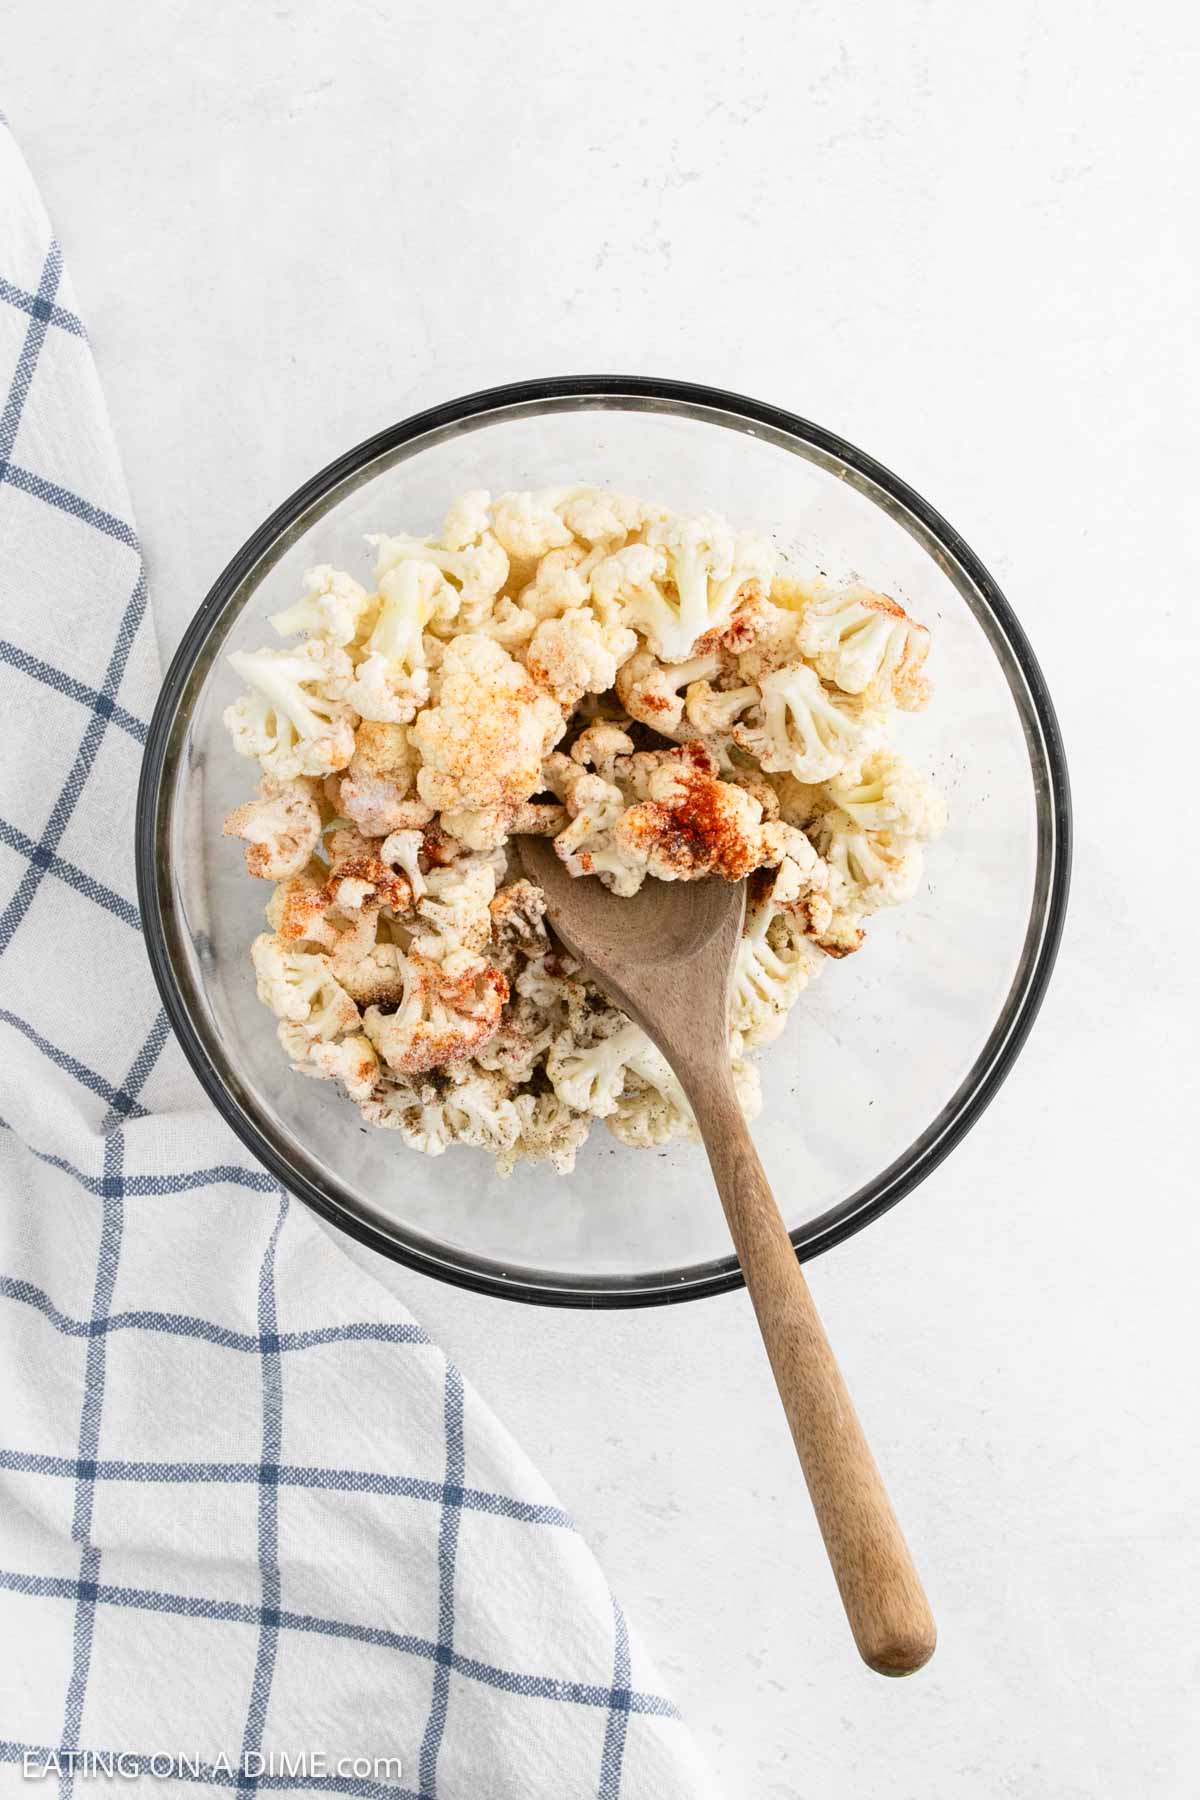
[7,3,1197,1794]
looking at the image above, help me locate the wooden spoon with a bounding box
[519,836,936,1676]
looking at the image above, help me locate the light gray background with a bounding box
[8,3,1197,1794]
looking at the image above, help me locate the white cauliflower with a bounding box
[442,1063,522,1155]
[269,564,371,647]
[569,720,635,780]
[223,776,322,880]
[339,561,442,724]
[546,1014,659,1119]
[733,662,870,783]
[683,678,760,739]
[380,826,427,898]
[337,720,432,838]
[440,489,492,552]
[730,875,824,1051]
[557,487,653,545]
[827,749,947,841]
[797,585,931,709]
[615,646,722,735]
[363,947,506,1075]
[225,641,358,779]
[370,529,508,629]
[525,610,637,707]
[815,809,925,911]
[612,742,781,885]
[360,1075,455,1156]
[589,542,670,628]
[551,767,626,860]
[621,514,776,661]
[250,934,360,1041]
[489,489,578,560]
[301,1033,381,1102]
[518,544,608,622]
[411,856,498,956]
[410,633,565,848]
[498,1090,592,1177]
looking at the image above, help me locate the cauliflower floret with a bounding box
[440,489,492,553]
[363,948,506,1075]
[815,809,925,911]
[730,875,824,1051]
[380,826,427,898]
[553,771,626,859]
[442,1063,521,1155]
[733,600,803,683]
[300,1033,381,1102]
[497,1090,592,1177]
[612,742,778,885]
[489,489,578,560]
[269,564,371,647]
[546,1014,652,1118]
[733,662,870,783]
[411,856,498,956]
[620,514,776,662]
[557,487,653,545]
[683,678,759,739]
[517,544,608,622]
[526,610,637,708]
[515,950,589,1030]
[250,934,360,1041]
[589,542,670,629]
[370,530,508,629]
[484,596,540,650]
[223,776,322,880]
[266,870,339,948]
[409,633,565,848]
[797,585,931,709]
[337,720,433,837]
[488,879,549,967]
[474,994,557,1084]
[568,720,635,779]
[615,646,722,735]
[827,749,947,841]
[359,1074,455,1156]
[339,561,444,725]
[225,641,358,780]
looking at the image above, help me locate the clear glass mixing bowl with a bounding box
[136,377,1071,1306]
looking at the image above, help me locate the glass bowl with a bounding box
[136,377,1071,1307]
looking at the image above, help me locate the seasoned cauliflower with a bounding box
[730,872,825,1052]
[222,776,322,880]
[410,633,565,847]
[363,948,507,1075]
[827,749,948,841]
[797,584,931,709]
[621,513,776,662]
[526,610,637,708]
[733,661,870,783]
[337,721,432,838]
[225,484,943,1175]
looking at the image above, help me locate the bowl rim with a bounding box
[136,374,1072,1308]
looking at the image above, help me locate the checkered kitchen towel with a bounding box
[0,122,719,1800]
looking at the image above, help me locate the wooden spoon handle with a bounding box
[689,1070,936,1676]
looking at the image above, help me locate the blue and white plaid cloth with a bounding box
[0,123,718,1800]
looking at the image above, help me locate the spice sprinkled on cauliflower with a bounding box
[223,484,943,1173]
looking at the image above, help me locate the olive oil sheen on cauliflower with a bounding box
[222,486,945,1175]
